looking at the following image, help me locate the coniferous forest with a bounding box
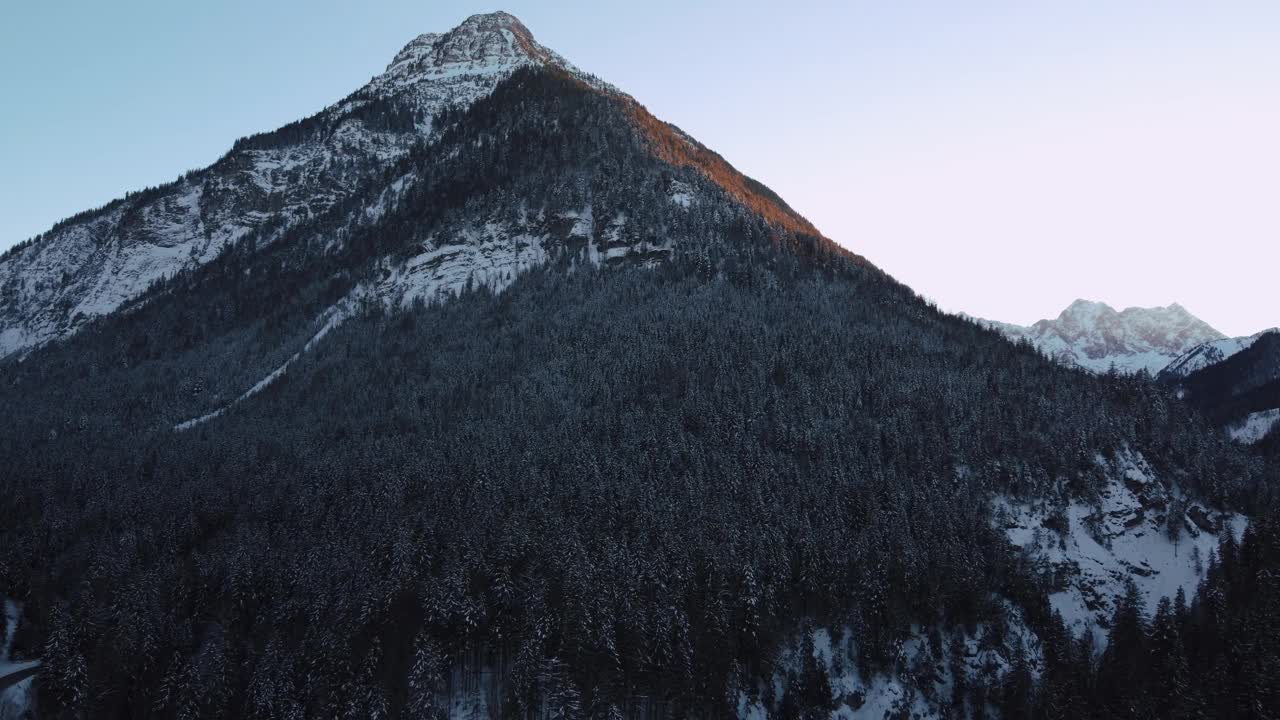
[0,46,1277,720]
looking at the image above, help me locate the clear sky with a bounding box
[2,1,1276,335]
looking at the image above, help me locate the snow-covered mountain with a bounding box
[1159,328,1279,380]
[1,12,1272,719]
[0,12,604,358]
[0,11,837,363]
[977,299,1225,375]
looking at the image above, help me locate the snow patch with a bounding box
[0,600,34,720]
[997,449,1246,644]
[173,301,353,431]
[744,614,1041,720]
[379,223,550,307]
[1226,408,1280,445]
[669,179,697,208]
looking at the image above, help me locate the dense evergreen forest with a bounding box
[1,66,1277,718]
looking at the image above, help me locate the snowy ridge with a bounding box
[0,12,591,359]
[974,300,1224,375]
[371,12,609,99]
[996,450,1245,646]
[1160,328,1279,379]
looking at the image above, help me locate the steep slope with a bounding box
[977,300,1224,374]
[0,13,1273,720]
[0,12,603,358]
[2,243,1262,719]
[998,450,1245,644]
[1,11,852,367]
[1172,331,1280,444]
[1159,327,1279,380]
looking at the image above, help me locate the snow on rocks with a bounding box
[0,13,598,360]
[1161,329,1279,379]
[669,179,697,208]
[741,613,1042,720]
[377,223,552,307]
[171,198,681,432]
[1226,408,1280,445]
[996,450,1245,645]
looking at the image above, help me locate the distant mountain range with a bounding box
[974,300,1225,375]
[976,301,1280,445]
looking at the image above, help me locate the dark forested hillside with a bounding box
[1175,331,1280,425]
[1,31,1278,720]
[2,238,1272,717]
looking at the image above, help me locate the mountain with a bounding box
[1159,327,1280,449]
[1159,327,1279,380]
[977,299,1225,375]
[0,13,608,359]
[1172,330,1280,445]
[0,11,841,364]
[2,13,1276,720]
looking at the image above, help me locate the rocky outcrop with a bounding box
[0,13,595,359]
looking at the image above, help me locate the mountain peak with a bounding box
[983,299,1224,374]
[1066,298,1112,311]
[1117,301,1193,316]
[1053,299,1116,329]
[0,10,809,358]
[456,10,530,33]
[1,10,588,358]
[383,11,558,82]
[1059,299,1207,326]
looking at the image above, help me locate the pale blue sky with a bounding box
[2,1,1276,334]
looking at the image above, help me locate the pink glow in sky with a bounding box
[578,2,1280,336]
[778,23,1280,336]
[814,79,1279,335]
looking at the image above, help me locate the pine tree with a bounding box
[1148,597,1196,718]
[406,630,446,720]
[1096,579,1148,717]
[542,657,582,720]
[999,643,1035,720]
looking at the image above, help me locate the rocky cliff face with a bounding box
[0,13,598,358]
[977,300,1224,375]
[998,450,1244,643]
